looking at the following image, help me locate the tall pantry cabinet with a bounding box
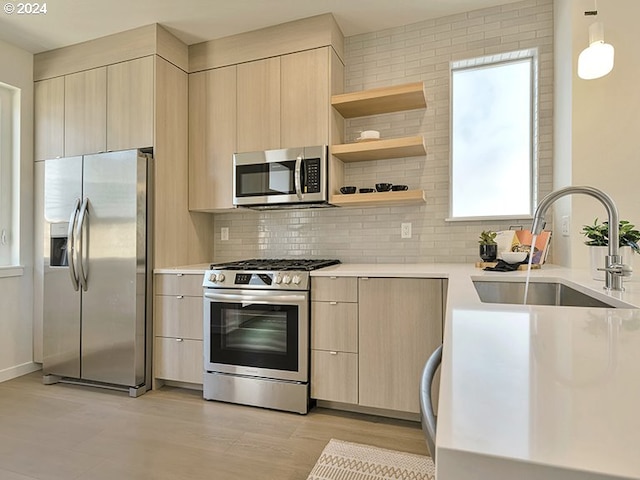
[33,24,214,362]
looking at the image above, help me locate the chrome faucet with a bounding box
[531,185,631,291]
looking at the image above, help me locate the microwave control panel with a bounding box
[305,158,321,193]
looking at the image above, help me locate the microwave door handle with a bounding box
[294,155,303,200]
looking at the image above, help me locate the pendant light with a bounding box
[577,3,615,80]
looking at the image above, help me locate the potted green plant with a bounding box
[478,230,498,262]
[581,219,639,279]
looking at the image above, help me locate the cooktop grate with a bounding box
[209,258,340,271]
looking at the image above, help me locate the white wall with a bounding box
[550,0,573,266]
[0,39,38,382]
[554,0,640,269]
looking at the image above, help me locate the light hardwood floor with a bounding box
[0,372,427,479]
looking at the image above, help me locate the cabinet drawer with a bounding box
[154,337,203,385]
[154,295,203,340]
[311,302,357,352]
[154,273,203,296]
[311,277,357,302]
[311,350,357,404]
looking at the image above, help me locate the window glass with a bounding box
[450,50,537,220]
[0,82,19,266]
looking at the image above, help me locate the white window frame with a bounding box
[0,81,20,268]
[448,49,539,221]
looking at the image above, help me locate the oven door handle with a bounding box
[204,291,307,304]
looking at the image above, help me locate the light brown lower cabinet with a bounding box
[310,276,444,416]
[310,277,358,403]
[311,350,358,404]
[311,301,358,352]
[358,278,443,414]
[153,273,204,386]
[154,337,203,385]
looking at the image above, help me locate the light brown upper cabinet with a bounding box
[281,48,330,147]
[64,67,107,156]
[236,47,341,153]
[38,57,154,159]
[34,76,65,161]
[237,57,281,152]
[107,56,155,151]
[187,45,344,211]
[188,65,237,212]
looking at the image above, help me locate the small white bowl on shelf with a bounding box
[355,130,380,142]
[500,251,528,263]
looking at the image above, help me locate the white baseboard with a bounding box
[0,362,41,383]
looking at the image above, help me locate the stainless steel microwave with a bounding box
[233,145,329,209]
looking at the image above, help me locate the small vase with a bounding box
[479,244,497,262]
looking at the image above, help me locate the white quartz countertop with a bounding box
[312,263,640,480]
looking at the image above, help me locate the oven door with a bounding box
[203,289,309,383]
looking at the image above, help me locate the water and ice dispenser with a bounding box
[50,223,69,267]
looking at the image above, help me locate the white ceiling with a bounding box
[0,0,523,54]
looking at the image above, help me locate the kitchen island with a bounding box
[311,264,640,480]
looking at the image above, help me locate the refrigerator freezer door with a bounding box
[43,156,83,378]
[80,151,148,386]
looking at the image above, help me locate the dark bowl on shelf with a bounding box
[359,188,375,193]
[375,183,392,192]
[391,184,408,191]
[340,186,357,194]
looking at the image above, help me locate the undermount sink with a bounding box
[473,281,617,308]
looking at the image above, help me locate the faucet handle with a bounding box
[598,263,633,277]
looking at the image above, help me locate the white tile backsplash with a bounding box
[213,0,554,264]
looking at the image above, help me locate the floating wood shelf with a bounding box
[331,136,426,162]
[330,189,426,208]
[331,82,427,118]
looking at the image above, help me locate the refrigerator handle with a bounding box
[67,198,81,291]
[75,197,89,292]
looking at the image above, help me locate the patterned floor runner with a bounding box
[306,439,436,480]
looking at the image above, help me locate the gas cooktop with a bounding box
[204,258,340,291]
[209,258,340,272]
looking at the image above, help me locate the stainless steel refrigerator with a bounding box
[41,149,153,397]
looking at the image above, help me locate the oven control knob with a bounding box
[274,274,282,284]
[217,273,225,282]
[282,274,292,284]
[208,273,217,282]
[292,275,301,285]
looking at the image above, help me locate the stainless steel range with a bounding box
[202,258,340,414]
